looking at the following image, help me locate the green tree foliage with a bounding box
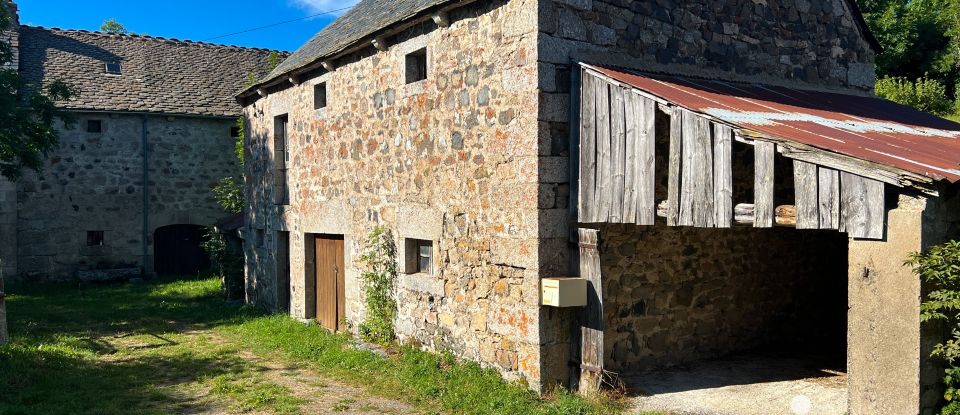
[358,227,398,344]
[0,5,77,180]
[907,241,960,412]
[860,0,960,114]
[876,76,955,115]
[99,18,129,35]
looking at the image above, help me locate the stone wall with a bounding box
[599,224,848,372]
[244,0,546,386]
[1,0,17,71]
[15,112,238,281]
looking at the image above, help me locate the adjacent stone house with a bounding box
[239,0,960,414]
[0,0,282,281]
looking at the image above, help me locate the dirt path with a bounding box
[102,328,415,415]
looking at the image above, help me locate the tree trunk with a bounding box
[0,260,7,346]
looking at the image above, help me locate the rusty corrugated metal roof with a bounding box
[588,64,960,183]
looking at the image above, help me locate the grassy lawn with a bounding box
[0,277,626,415]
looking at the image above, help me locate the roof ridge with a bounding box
[20,25,290,54]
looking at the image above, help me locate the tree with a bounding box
[0,3,77,345]
[99,18,128,35]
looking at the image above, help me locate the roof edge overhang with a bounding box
[58,107,240,120]
[843,0,883,54]
[580,63,958,196]
[236,0,475,103]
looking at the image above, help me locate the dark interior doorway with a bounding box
[154,224,211,276]
[277,231,290,313]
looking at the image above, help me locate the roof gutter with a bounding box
[238,0,475,102]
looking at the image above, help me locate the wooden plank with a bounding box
[335,238,345,332]
[794,161,819,229]
[692,115,714,227]
[841,172,886,239]
[679,110,697,226]
[754,141,776,228]
[594,79,611,222]
[636,96,657,225]
[608,86,626,222]
[622,92,639,223]
[713,124,733,228]
[578,228,604,393]
[577,73,596,223]
[666,106,682,226]
[569,67,582,227]
[818,167,840,230]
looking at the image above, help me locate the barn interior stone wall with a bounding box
[15,113,238,281]
[598,225,848,373]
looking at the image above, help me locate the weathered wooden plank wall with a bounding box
[713,124,733,228]
[609,87,626,222]
[666,106,683,226]
[578,72,596,223]
[754,141,776,228]
[595,80,611,222]
[637,97,657,225]
[794,160,819,229]
[819,167,840,230]
[578,228,604,392]
[841,172,886,239]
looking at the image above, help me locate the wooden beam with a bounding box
[666,106,682,226]
[693,115,714,227]
[794,160,819,229]
[818,167,840,230]
[432,11,450,27]
[713,124,733,228]
[577,72,596,223]
[594,79,612,222]
[371,36,389,51]
[840,172,886,239]
[679,110,696,226]
[658,201,798,227]
[609,86,626,222]
[578,228,603,393]
[321,60,336,72]
[637,96,657,225]
[288,75,300,86]
[622,92,639,223]
[754,141,776,228]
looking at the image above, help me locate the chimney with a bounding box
[1,0,18,71]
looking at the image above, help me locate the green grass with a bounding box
[0,277,625,415]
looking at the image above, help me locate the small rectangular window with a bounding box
[314,83,327,109]
[230,126,241,137]
[405,48,427,84]
[105,62,122,75]
[405,238,433,275]
[87,120,103,133]
[273,115,289,205]
[87,231,104,246]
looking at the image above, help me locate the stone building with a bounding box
[239,0,960,414]
[0,0,281,281]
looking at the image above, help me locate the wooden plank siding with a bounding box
[818,167,841,230]
[594,79,612,222]
[637,96,657,225]
[666,106,683,226]
[609,86,626,222]
[840,172,886,239]
[754,141,776,228]
[622,91,639,223]
[578,73,596,223]
[713,124,733,228]
[578,228,604,392]
[794,160,819,229]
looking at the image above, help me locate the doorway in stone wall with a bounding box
[277,231,290,313]
[309,234,345,332]
[154,224,211,277]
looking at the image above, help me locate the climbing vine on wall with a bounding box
[359,226,398,344]
[908,240,960,414]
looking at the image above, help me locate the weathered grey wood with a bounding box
[578,228,604,393]
[693,115,714,227]
[679,110,697,226]
[578,72,596,223]
[569,66,582,230]
[658,201,798,227]
[594,79,611,222]
[637,97,657,225]
[609,86,626,223]
[666,106,683,226]
[713,124,733,228]
[818,167,840,230]
[754,141,776,228]
[622,92,639,223]
[794,161,819,229]
[841,172,886,239]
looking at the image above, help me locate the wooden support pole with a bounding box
[794,160,819,229]
[577,72,596,223]
[637,97,657,225]
[578,228,603,393]
[713,124,733,228]
[666,106,682,226]
[754,141,776,228]
[679,110,697,226]
[692,115,714,227]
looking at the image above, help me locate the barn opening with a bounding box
[153,224,211,277]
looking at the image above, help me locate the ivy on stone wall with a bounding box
[908,240,960,414]
[359,226,398,344]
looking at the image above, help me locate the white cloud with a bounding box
[290,0,360,16]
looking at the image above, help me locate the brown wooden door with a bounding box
[315,235,345,331]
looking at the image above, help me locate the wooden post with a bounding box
[841,172,886,239]
[754,141,776,228]
[713,124,733,228]
[666,106,682,226]
[578,228,603,393]
[679,110,696,226]
[794,160,819,229]
[636,97,656,225]
[692,115,714,227]
[577,71,596,223]
[622,92,638,223]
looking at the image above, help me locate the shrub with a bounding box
[201,227,245,300]
[876,76,955,116]
[907,240,960,411]
[358,226,398,343]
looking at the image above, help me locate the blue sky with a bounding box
[15,0,359,52]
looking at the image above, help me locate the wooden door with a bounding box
[315,235,345,331]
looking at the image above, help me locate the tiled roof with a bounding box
[19,26,285,117]
[259,0,452,86]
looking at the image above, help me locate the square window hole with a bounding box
[314,83,327,109]
[87,231,104,246]
[105,62,122,75]
[404,238,433,275]
[405,48,427,84]
[87,120,103,133]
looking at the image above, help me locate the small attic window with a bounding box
[105,62,122,75]
[405,48,427,84]
[314,83,327,109]
[87,120,103,133]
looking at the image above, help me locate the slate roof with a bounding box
[19,26,285,117]
[247,0,880,96]
[258,0,452,86]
